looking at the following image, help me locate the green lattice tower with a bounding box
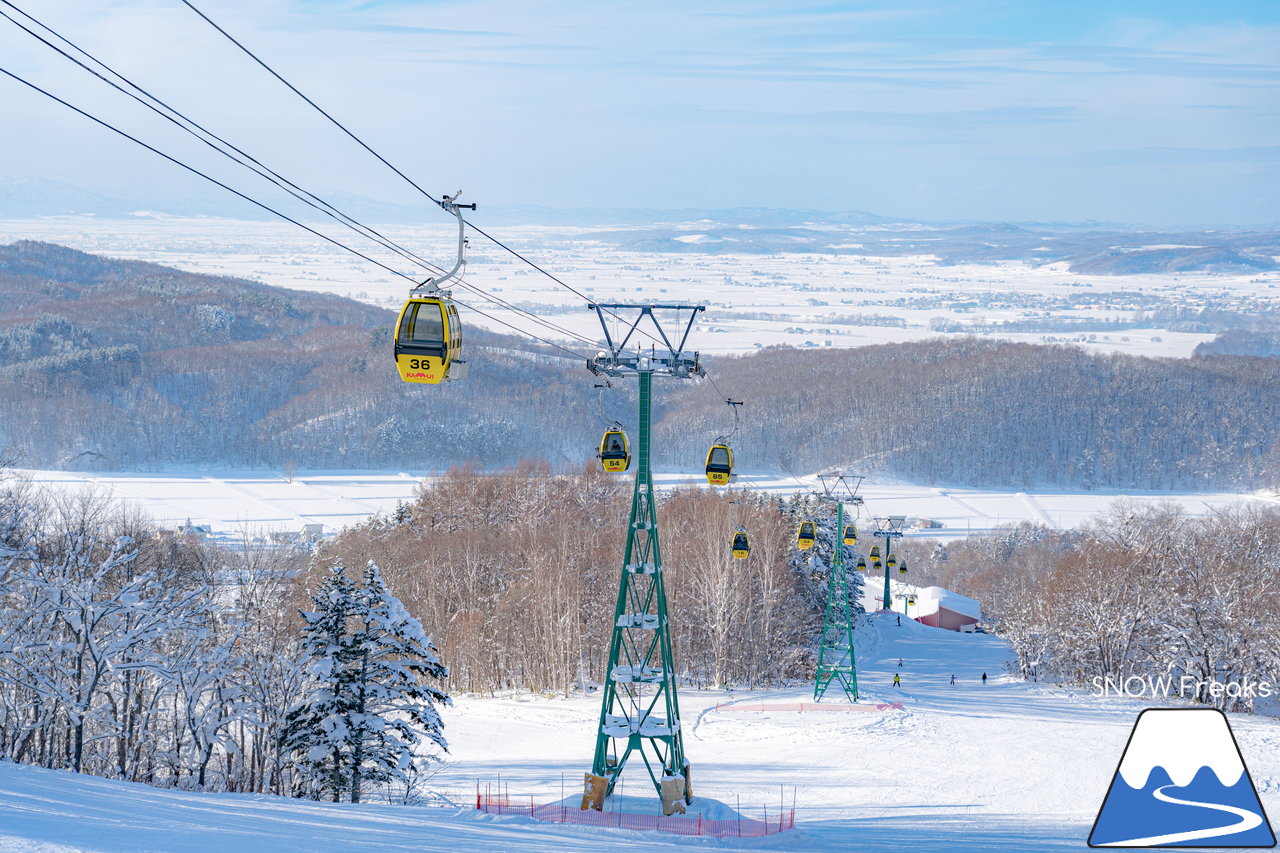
[874,521,904,613]
[814,501,859,702]
[591,369,689,801]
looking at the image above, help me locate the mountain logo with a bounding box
[1089,708,1276,848]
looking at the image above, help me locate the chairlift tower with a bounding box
[873,515,907,614]
[813,473,863,702]
[582,303,703,815]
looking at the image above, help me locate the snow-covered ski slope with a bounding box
[3,614,1278,852]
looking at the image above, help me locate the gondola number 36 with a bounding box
[406,358,435,369]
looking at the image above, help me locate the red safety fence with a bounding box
[713,700,904,712]
[475,790,794,838]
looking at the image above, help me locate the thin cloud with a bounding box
[0,0,1276,224]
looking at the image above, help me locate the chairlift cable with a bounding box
[0,3,598,350]
[178,0,667,348]
[0,0,450,279]
[449,295,591,361]
[453,274,597,346]
[0,63,591,362]
[178,0,440,209]
[0,65,424,283]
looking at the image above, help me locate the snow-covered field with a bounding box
[5,216,1276,358]
[15,469,428,538]
[16,467,1274,541]
[3,613,1277,851]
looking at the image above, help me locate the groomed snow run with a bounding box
[2,614,1278,852]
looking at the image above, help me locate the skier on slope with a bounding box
[950,674,956,685]
[982,672,988,685]
[892,673,901,688]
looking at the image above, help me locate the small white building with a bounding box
[863,579,981,632]
[910,586,981,631]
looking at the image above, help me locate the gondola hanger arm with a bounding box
[417,191,475,294]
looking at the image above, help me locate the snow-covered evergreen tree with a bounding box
[346,562,449,802]
[282,560,449,803]
[282,561,359,801]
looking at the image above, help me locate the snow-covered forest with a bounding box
[0,464,852,797]
[4,240,1280,490]
[901,503,1280,707]
[659,339,1280,490]
[319,463,843,693]
[0,475,449,803]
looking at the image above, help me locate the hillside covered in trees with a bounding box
[0,467,832,794]
[3,239,1279,491]
[660,340,1280,490]
[897,503,1280,710]
[321,465,822,694]
[0,240,592,471]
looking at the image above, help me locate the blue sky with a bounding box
[1,0,1276,225]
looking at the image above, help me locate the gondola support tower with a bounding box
[813,472,864,702]
[873,515,907,614]
[583,303,704,814]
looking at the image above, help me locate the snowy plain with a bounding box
[4,216,1277,359]
[2,613,1277,852]
[15,467,1275,542]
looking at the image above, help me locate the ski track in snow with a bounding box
[290,478,388,516]
[1015,492,1055,528]
[2,614,1278,851]
[935,490,993,520]
[200,476,318,529]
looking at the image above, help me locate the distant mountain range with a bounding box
[579,222,1280,274]
[0,177,890,227]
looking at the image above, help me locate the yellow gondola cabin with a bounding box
[731,529,750,559]
[598,428,631,473]
[842,524,857,546]
[394,296,461,384]
[796,520,816,550]
[704,443,733,485]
